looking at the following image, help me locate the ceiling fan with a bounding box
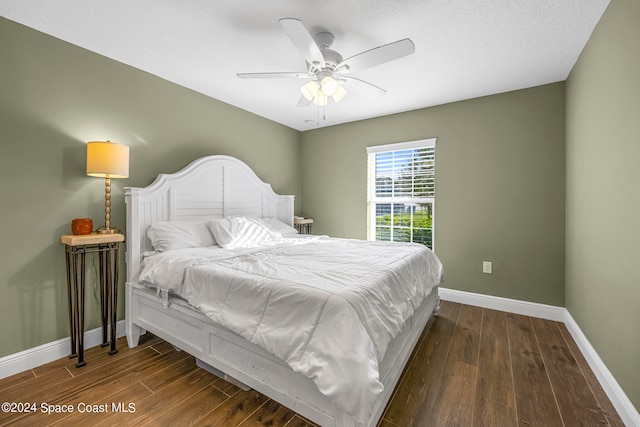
[237,18,415,107]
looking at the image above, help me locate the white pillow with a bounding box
[147,221,216,252]
[258,217,298,236]
[207,217,282,249]
[204,218,235,248]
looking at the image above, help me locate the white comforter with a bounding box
[139,236,443,424]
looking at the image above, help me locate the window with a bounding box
[367,139,436,249]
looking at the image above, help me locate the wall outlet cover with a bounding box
[483,261,493,274]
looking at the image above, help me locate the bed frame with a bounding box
[124,155,439,427]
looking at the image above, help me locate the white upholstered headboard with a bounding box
[124,155,295,283]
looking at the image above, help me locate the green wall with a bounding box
[301,83,566,307]
[0,18,300,358]
[566,0,640,410]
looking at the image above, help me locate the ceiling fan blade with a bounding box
[337,38,415,73]
[237,72,310,79]
[340,76,387,99]
[279,18,325,66]
[297,95,312,108]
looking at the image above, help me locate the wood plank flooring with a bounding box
[0,301,623,426]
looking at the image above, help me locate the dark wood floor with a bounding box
[0,301,623,426]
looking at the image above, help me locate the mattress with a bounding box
[139,236,443,423]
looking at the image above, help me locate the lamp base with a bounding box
[97,228,119,234]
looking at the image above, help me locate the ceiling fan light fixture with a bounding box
[320,75,338,96]
[301,80,319,101]
[332,85,348,103]
[312,91,328,106]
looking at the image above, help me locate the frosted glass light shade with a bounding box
[312,91,328,106]
[86,141,129,178]
[301,80,319,101]
[332,85,348,103]
[320,76,338,96]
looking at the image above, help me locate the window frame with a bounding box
[366,138,437,248]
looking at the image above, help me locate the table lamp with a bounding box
[86,141,129,234]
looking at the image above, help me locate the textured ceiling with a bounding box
[1,0,609,131]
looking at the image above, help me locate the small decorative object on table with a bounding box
[71,218,93,235]
[294,217,313,234]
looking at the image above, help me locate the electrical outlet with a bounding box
[482,261,493,274]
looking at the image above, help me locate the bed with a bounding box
[124,155,442,427]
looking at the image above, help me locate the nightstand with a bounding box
[294,217,314,235]
[61,233,124,367]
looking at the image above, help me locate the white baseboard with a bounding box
[439,287,640,426]
[0,320,126,380]
[438,287,565,321]
[564,311,640,427]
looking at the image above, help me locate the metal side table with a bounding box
[61,233,124,367]
[294,217,314,234]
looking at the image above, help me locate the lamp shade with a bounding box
[86,141,129,178]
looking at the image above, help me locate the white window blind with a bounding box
[367,138,436,248]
